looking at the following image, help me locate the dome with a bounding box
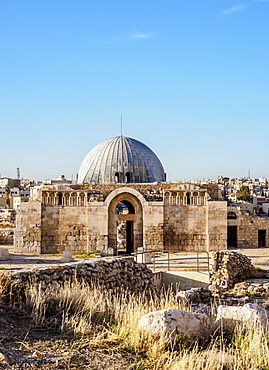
[77,135,166,184]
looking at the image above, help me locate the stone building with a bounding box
[14,135,227,254]
[227,207,269,248]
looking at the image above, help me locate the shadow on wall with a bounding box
[153,271,209,292]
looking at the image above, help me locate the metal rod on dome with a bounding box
[121,116,123,136]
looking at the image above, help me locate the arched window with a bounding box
[115,200,135,214]
[125,172,131,183]
[186,192,191,205]
[227,211,237,219]
[58,192,63,205]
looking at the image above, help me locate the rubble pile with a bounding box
[209,251,257,291]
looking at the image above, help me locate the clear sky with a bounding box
[1,0,269,181]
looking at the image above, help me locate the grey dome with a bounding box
[77,135,166,184]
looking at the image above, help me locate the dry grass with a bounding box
[9,280,269,369]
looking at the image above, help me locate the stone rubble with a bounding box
[209,250,258,292]
[215,303,269,332]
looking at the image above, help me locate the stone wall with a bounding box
[0,257,157,303]
[209,251,257,291]
[163,205,208,251]
[0,230,14,245]
[15,183,226,254]
[227,207,269,248]
[14,202,41,254]
[207,201,227,251]
[41,205,87,254]
[143,202,164,250]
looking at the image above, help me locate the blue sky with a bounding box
[1,0,269,181]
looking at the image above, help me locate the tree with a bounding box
[221,190,232,205]
[236,185,252,203]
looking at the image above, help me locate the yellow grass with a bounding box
[10,280,269,369]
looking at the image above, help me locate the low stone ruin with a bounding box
[0,257,157,304]
[233,279,269,298]
[209,250,258,292]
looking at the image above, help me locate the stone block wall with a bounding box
[14,202,41,254]
[227,207,269,248]
[207,201,227,251]
[143,202,164,250]
[238,215,269,248]
[14,183,226,255]
[209,251,257,291]
[0,257,157,303]
[41,206,87,254]
[87,203,108,252]
[144,225,164,250]
[163,205,208,251]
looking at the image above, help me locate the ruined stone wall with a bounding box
[228,207,269,248]
[0,230,14,245]
[209,251,257,291]
[163,205,208,251]
[14,202,41,254]
[41,205,87,254]
[0,257,157,303]
[241,215,269,248]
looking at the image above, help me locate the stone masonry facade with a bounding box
[14,182,227,254]
[227,206,269,248]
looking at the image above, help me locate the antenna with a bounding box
[17,167,20,180]
[248,170,250,178]
[121,116,123,136]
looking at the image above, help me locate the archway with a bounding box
[227,208,239,248]
[107,191,143,255]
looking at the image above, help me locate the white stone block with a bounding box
[139,308,209,344]
[60,250,74,263]
[0,249,10,261]
[63,250,73,258]
[137,252,152,264]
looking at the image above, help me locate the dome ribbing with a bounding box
[77,136,166,183]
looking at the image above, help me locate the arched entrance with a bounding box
[227,210,238,248]
[107,191,143,254]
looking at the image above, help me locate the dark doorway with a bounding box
[117,220,134,255]
[126,221,134,254]
[258,230,266,247]
[227,226,237,248]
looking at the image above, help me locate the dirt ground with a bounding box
[0,304,137,369]
[0,246,142,369]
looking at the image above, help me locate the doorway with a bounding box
[227,226,237,248]
[258,229,266,247]
[108,191,143,254]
